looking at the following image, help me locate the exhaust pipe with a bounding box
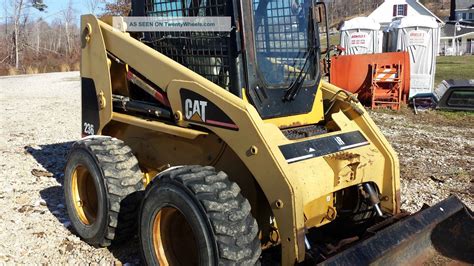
[361,183,383,217]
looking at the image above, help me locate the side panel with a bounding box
[103,121,224,170]
[81,78,100,136]
[81,15,113,135]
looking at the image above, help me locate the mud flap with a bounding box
[321,196,474,265]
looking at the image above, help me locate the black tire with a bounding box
[140,166,261,265]
[64,137,144,247]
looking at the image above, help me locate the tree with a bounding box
[102,0,131,16]
[62,0,75,56]
[8,0,47,69]
[85,0,101,15]
[12,0,25,68]
[3,0,7,36]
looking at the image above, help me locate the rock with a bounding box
[2,187,13,193]
[56,204,65,209]
[65,243,74,252]
[18,205,34,213]
[66,235,78,242]
[31,169,53,178]
[98,257,108,265]
[34,199,47,207]
[33,232,46,238]
[15,194,30,205]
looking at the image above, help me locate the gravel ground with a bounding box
[0,72,472,263]
[0,72,140,264]
[370,110,473,213]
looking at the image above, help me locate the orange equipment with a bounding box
[330,52,411,110]
[370,63,404,110]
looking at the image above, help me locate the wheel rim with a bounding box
[71,165,98,225]
[152,207,199,265]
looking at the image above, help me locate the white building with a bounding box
[440,0,474,55]
[369,0,444,29]
[440,23,474,55]
[450,0,474,21]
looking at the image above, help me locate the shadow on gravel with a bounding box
[26,142,73,227]
[27,142,141,263]
[25,142,73,184]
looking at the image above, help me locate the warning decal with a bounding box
[408,30,428,47]
[350,32,369,48]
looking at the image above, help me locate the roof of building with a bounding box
[414,1,444,24]
[454,0,474,10]
[369,0,444,25]
[389,15,439,29]
[340,17,381,31]
[441,21,474,38]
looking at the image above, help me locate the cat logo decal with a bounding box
[184,99,208,122]
[181,89,238,131]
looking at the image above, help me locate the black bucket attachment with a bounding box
[321,196,474,265]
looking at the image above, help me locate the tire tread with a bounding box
[70,137,144,246]
[164,166,261,265]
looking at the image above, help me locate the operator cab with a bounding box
[130,0,329,120]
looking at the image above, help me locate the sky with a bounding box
[38,1,105,24]
[2,0,106,25]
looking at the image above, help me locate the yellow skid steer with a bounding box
[64,0,473,264]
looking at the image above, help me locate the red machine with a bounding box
[330,52,411,110]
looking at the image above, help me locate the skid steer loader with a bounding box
[64,0,473,264]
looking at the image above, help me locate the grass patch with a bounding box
[320,34,341,48]
[437,110,474,119]
[435,56,474,86]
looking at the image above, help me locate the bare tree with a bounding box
[1,0,9,64]
[3,0,7,36]
[85,0,103,15]
[62,0,75,56]
[7,0,47,69]
[11,0,25,68]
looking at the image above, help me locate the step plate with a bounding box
[279,131,369,164]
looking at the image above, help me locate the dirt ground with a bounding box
[0,72,472,264]
[370,109,473,212]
